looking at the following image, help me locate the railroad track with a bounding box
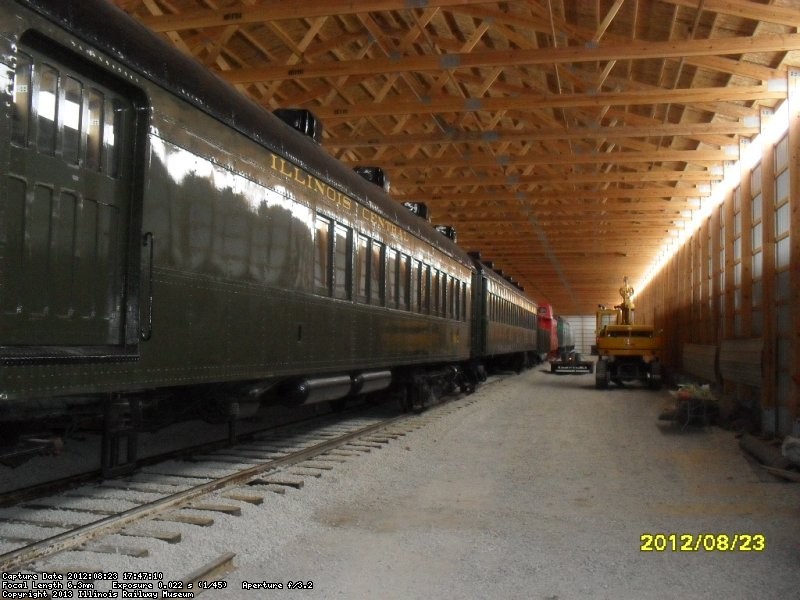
[0,400,356,503]
[0,392,481,589]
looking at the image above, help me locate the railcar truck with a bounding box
[594,277,663,389]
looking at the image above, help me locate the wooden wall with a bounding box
[635,71,800,436]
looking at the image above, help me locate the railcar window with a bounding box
[440,271,447,317]
[398,253,410,310]
[462,282,468,321]
[11,53,32,146]
[314,215,332,295]
[453,279,459,320]
[414,260,423,312]
[449,277,456,319]
[447,275,453,318]
[35,63,58,155]
[355,234,368,302]
[432,269,440,316]
[440,273,448,317]
[104,99,125,178]
[421,264,430,314]
[333,223,351,300]
[369,240,385,305]
[386,248,398,308]
[409,259,418,312]
[448,276,454,318]
[291,203,314,291]
[61,76,82,165]
[86,89,103,171]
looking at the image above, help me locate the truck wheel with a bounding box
[595,360,609,389]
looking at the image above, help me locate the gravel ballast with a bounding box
[33,368,800,599]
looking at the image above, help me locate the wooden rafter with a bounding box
[218,33,800,83]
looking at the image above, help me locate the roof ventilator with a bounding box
[434,225,457,243]
[272,108,323,144]
[402,202,430,221]
[353,166,391,193]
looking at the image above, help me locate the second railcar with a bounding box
[469,255,538,374]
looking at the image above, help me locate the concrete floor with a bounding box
[208,367,800,599]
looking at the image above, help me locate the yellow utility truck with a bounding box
[594,277,663,390]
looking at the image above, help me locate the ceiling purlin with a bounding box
[249,17,328,109]
[672,0,783,147]
[394,7,511,203]
[658,0,800,29]
[409,169,722,186]
[353,9,452,166]
[214,32,800,84]
[140,0,192,54]
[327,120,752,150]
[308,86,783,122]
[383,148,730,171]
[137,0,494,31]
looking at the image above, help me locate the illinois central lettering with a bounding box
[270,154,352,212]
[269,153,407,242]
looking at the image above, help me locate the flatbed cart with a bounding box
[550,351,594,374]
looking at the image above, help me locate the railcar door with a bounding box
[1,36,141,361]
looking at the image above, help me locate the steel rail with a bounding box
[0,414,407,572]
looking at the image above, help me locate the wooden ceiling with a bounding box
[112,0,800,314]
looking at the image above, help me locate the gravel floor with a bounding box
[215,368,800,600]
[32,367,800,599]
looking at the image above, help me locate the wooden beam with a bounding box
[326,122,756,149]
[405,188,708,202]
[309,86,782,120]
[397,171,721,187]
[218,33,800,83]
[453,216,692,224]
[788,68,800,428]
[375,148,732,169]
[760,111,779,412]
[137,0,492,31]
[660,0,800,29]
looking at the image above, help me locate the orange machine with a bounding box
[594,277,664,389]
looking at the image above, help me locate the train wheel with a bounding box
[396,386,412,413]
[411,379,432,413]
